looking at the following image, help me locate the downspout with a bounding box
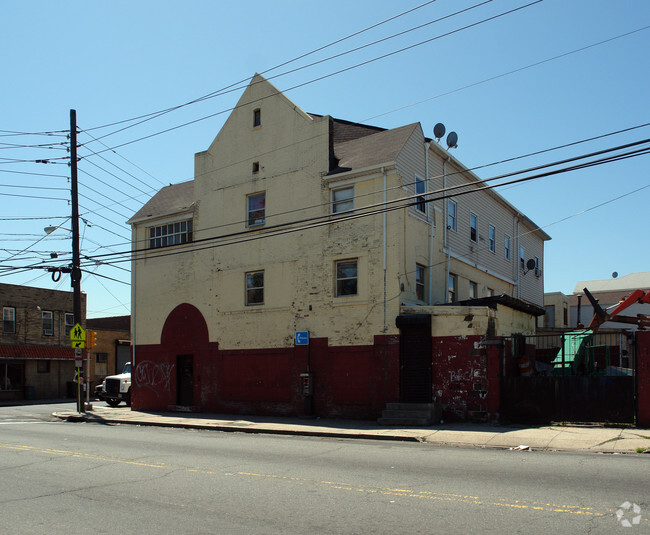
[425,142,434,305]
[514,215,520,299]
[382,167,387,332]
[443,155,451,303]
[130,224,136,370]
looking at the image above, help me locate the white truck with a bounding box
[100,362,131,407]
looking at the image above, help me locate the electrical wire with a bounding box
[78,162,151,204]
[365,24,650,122]
[73,138,650,269]
[80,0,442,135]
[78,129,166,188]
[0,168,69,178]
[121,125,650,249]
[77,1,541,158]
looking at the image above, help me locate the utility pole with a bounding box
[70,109,84,412]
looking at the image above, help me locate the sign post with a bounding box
[70,324,86,413]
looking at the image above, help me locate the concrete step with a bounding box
[378,402,442,426]
[385,402,439,411]
[377,416,432,426]
[381,409,434,419]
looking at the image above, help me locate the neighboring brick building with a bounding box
[86,315,131,388]
[0,282,86,401]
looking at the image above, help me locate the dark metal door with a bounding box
[396,315,432,403]
[176,355,193,407]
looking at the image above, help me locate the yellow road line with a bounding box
[2,442,644,523]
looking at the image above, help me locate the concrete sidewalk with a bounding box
[51,404,650,454]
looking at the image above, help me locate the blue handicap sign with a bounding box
[295,331,309,346]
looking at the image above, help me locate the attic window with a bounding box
[253,108,261,127]
[252,161,260,173]
[148,219,193,249]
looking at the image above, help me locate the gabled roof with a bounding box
[329,123,419,175]
[128,181,194,225]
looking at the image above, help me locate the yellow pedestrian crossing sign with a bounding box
[70,323,86,348]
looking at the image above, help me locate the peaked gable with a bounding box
[205,73,315,154]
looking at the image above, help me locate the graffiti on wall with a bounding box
[135,360,174,390]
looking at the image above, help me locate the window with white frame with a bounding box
[415,177,426,213]
[504,235,511,260]
[64,313,74,336]
[416,264,425,301]
[447,200,457,231]
[247,192,266,227]
[148,219,193,249]
[42,311,53,336]
[448,273,457,303]
[3,307,15,334]
[470,212,478,242]
[245,271,264,305]
[331,186,354,214]
[335,259,358,297]
[469,281,477,299]
[488,225,496,253]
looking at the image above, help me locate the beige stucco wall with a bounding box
[131,75,545,351]
[132,76,410,349]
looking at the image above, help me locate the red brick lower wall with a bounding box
[637,331,650,427]
[131,312,400,420]
[432,336,499,422]
[131,304,505,421]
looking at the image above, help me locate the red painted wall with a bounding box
[132,304,507,422]
[132,304,400,419]
[637,331,650,427]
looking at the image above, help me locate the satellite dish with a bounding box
[446,131,458,149]
[526,259,536,270]
[612,271,618,278]
[433,123,446,141]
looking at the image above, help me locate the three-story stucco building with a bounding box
[128,74,549,417]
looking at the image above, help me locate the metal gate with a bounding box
[501,332,637,423]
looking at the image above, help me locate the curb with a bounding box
[52,413,422,442]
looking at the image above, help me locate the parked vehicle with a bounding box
[101,362,131,407]
[94,379,106,401]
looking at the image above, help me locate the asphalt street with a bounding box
[0,403,648,534]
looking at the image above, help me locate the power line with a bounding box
[76,138,650,269]
[0,191,69,201]
[76,1,541,158]
[0,129,68,137]
[78,129,166,188]
[122,122,650,247]
[365,24,650,121]
[78,161,151,203]
[0,183,69,192]
[0,168,68,178]
[80,0,442,135]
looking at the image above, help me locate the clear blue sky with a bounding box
[2,0,649,317]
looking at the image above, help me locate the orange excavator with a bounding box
[584,287,650,333]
